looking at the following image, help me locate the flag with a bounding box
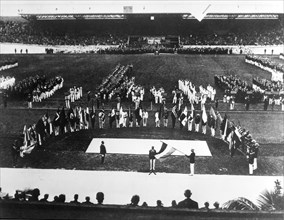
[23,125,29,147]
[179,106,188,126]
[220,114,228,140]
[209,106,217,120]
[202,106,207,124]
[172,105,178,118]
[156,142,176,162]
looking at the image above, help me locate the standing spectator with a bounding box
[215,99,219,110]
[171,105,177,128]
[271,96,275,111]
[248,149,254,175]
[142,109,148,127]
[194,114,201,132]
[100,141,107,164]
[177,189,199,209]
[27,93,33,109]
[163,107,169,127]
[90,108,96,129]
[264,97,269,111]
[155,111,160,127]
[98,109,105,129]
[245,96,250,111]
[2,92,8,108]
[149,146,157,175]
[11,140,20,167]
[185,149,195,176]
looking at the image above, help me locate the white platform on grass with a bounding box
[86,138,212,156]
[0,168,282,207]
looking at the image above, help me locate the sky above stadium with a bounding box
[1,0,283,17]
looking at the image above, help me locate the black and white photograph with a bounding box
[0,0,283,219]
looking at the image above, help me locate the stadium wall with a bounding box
[1,42,283,54]
[0,201,284,220]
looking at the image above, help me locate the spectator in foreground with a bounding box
[96,192,104,205]
[177,189,199,209]
[156,200,164,208]
[213,201,220,209]
[171,200,177,208]
[39,194,49,202]
[200,202,210,210]
[82,196,94,205]
[129,195,140,207]
[70,194,80,204]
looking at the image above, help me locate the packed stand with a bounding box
[180,25,284,46]
[0,59,18,72]
[0,21,127,46]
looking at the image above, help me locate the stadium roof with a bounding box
[17,0,284,21]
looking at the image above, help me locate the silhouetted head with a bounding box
[171,200,177,207]
[213,201,219,209]
[96,192,104,204]
[74,194,79,201]
[131,195,140,206]
[184,190,192,198]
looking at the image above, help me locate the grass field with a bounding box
[0,54,283,176]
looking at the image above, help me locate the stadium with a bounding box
[0,0,284,219]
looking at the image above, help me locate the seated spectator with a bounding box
[213,201,220,209]
[141,202,148,207]
[52,196,59,203]
[177,189,199,209]
[58,194,66,203]
[28,188,40,202]
[129,195,140,207]
[171,200,177,208]
[96,192,104,205]
[39,194,49,202]
[156,200,164,208]
[200,202,210,210]
[70,194,80,204]
[82,196,94,205]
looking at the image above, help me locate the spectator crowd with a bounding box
[0,187,224,211]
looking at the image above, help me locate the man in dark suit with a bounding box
[177,189,199,209]
[100,141,107,164]
[149,146,157,175]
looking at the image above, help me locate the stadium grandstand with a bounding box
[0,1,284,219]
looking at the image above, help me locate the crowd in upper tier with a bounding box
[1,20,283,46]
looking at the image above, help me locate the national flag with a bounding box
[23,125,30,147]
[209,106,217,120]
[220,114,228,140]
[172,105,178,118]
[179,106,188,126]
[201,106,207,124]
[155,142,176,162]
